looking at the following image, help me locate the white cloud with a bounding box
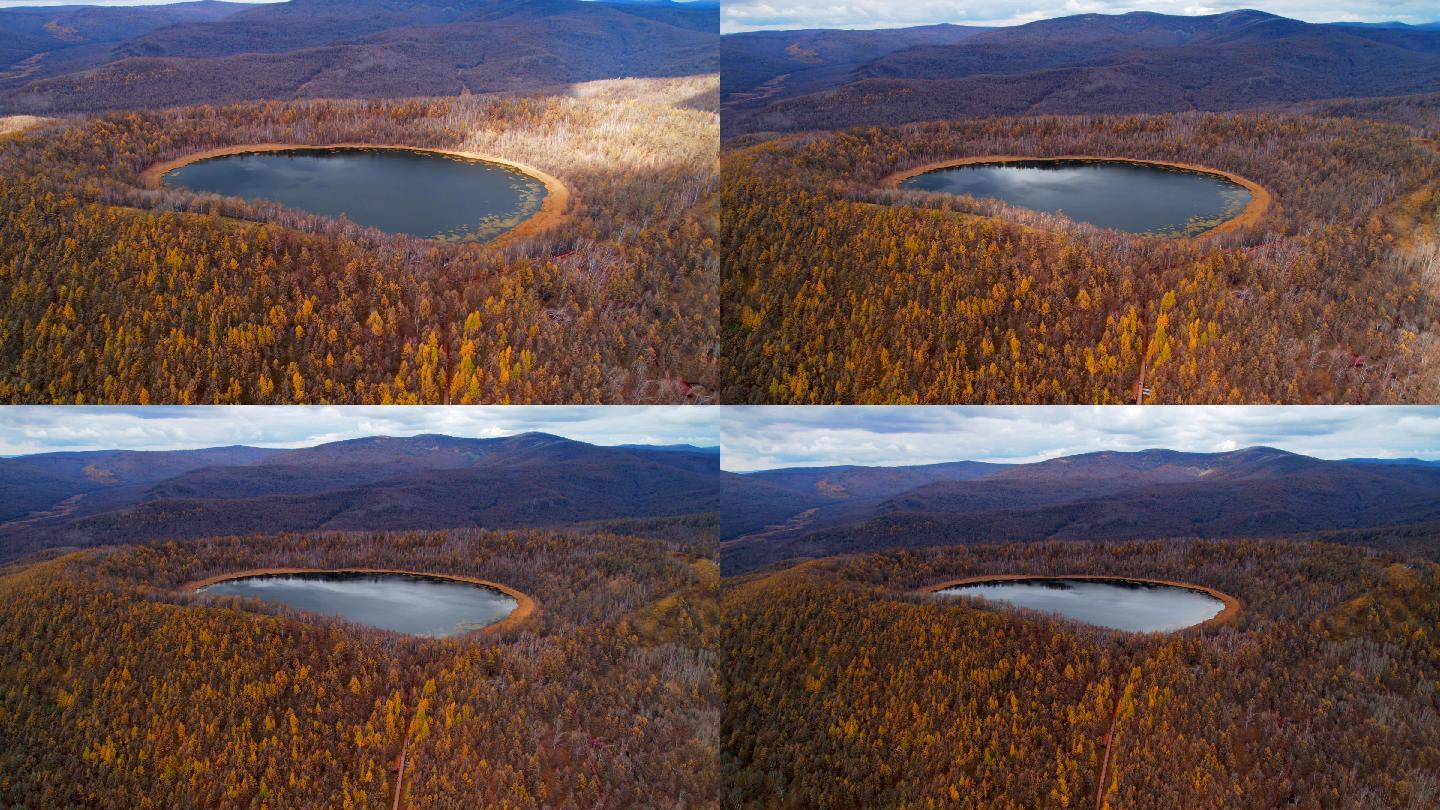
[0,406,717,455]
[720,406,1440,471]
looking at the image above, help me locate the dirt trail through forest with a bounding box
[391,689,419,810]
[391,728,410,809]
[1093,685,1124,810]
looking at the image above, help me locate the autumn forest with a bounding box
[724,539,1440,808]
[0,76,719,404]
[4,0,1440,808]
[723,113,1440,403]
[1,520,718,808]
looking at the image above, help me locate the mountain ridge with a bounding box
[722,446,1440,573]
[721,9,1440,135]
[0,0,718,112]
[0,433,718,559]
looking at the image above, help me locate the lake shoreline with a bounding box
[922,573,1241,630]
[880,154,1272,239]
[138,143,571,245]
[181,567,539,636]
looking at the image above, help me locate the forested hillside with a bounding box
[0,0,248,90]
[0,0,718,113]
[0,76,718,404]
[1,520,718,808]
[0,433,719,559]
[722,448,1440,574]
[720,24,982,105]
[722,113,1440,404]
[723,10,1440,136]
[719,460,1008,539]
[724,539,1440,808]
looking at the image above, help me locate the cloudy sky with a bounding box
[0,0,709,6]
[722,406,1440,471]
[0,0,278,5]
[0,406,717,456]
[723,1,1440,33]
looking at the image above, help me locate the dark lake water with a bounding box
[198,572,518,637]
[935,577,1225,632]
[164,147,546,241]
[901,159,1251,237]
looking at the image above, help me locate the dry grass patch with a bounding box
[0,115,56,139]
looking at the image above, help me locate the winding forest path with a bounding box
[391,690,420,810]
[391,732,410,810]
[1093,686,1125,810]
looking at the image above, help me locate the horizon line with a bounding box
[723,445,1440,473]
[722,9,1440,35]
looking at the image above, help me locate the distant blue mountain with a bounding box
[1,0,718,113]
[723,9,1440,134]
[0,433,718,561]
[1331,21,1440,31]
[1345,457,1440,467]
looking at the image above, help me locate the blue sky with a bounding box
[722,406,1440,471]
[0,406,717,455]
[723,2,1440,33]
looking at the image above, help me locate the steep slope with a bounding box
[0,433,718,558]
[724,10,1440,135]
[1,0,718,113]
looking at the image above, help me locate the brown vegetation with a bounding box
[0,114,55,138]
[0,76,718,404]
[724,539,1440,808]
[723,112,1440,403]
[0,520,718,808]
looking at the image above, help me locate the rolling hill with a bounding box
[721,23,983,106]
[720,459,1009,539]
[726,537,1440,807]
[722,9,1440,135]
[722,447,1440,573]
[0,0,718,113]
[0,0,250,83]
[0,433,718,557]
